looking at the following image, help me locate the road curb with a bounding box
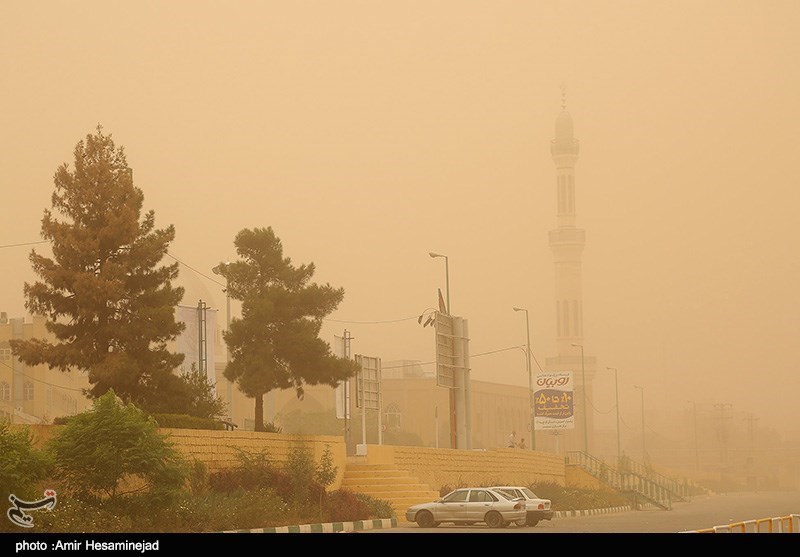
[223,506,635,532]
[222,517,398,533]
[553,505,632,519]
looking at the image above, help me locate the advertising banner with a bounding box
[534,371,574,430]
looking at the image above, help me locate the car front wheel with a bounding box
[484,511,503,528]
[416,510,437,528]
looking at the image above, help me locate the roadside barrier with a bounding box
[682,514,799,533]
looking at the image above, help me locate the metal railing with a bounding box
[565,451,673,510]
[616,455,692,501]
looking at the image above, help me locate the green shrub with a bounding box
[282,443,319,505]
[0,421,53,502]
[46,391,187,501]
[188,459,209,496]
[531,481,631,511]
[263,421,282,433]
[207,448,274,493]
[353,491,395,519]
[33,488,297,533]
[151,413,225,430]
[325,489,372,522]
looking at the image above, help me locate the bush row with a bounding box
[0,391,392,533]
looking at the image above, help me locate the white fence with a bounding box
[682,514,800,533]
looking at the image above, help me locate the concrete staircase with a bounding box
[340,459,439,522]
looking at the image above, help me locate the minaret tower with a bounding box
[546,86,595,454]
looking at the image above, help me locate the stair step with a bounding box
[341,462,439,520]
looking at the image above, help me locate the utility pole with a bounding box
[607,367,621,464]
[744,412,759,484]
[688,400,700,471]
[634,385,645,463]
[344,329,354,455]
[714,403,733,470]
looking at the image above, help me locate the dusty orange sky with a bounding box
[1,2,799,447]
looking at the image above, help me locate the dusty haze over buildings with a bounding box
[1,2,799,451]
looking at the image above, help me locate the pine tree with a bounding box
[10,126,187,410]
[218,227,359,431]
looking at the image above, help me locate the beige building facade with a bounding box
[0,312,92,424]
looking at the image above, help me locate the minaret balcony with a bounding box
[548,228,586,245]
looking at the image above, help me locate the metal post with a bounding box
[607,367,621,463]
[689,400,699,471]
[571,343,588,453]
[212,263,233,421]
[515,307,535,450]
[635,385,645,462]
[444,257,450,315]
[429,251,456,448]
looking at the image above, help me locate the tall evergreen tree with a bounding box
[219,227,359,431]
[10,126,188,410]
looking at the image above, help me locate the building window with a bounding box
[0,348,11,361]
[0,381,9,401]
[24,381,34,401]
[384,403,402,432]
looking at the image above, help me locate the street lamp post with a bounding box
[514,307,535,450]
[606,367,621,464]
[688,400,699,471]
[428,252,450,314]
[429,251,454,448]
[212,263,232,420]
[570,343,589,454]
[634,385,646,463]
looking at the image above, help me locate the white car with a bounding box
[405,487,526,528]
[490,486,554,527]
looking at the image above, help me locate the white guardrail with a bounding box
[681,514,800,533]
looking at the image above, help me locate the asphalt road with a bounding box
[371,490,799,534]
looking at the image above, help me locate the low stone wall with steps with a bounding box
[353,444,566,492]
[158,428,349,487]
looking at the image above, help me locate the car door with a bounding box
[467,489,496,523]
[437,488,469,522]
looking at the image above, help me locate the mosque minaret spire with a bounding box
[546,85,595,453]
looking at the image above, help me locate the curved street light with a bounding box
[606,367,621,464]
[428,252,450,314]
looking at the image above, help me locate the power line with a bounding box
[0,240,50,249]
[325,316,420,324]
[165,252,225,288]
[0,359,86,393]
[5,240,457,328]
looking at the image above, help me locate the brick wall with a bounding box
[12,425,570,492]
[160,428,348,488]
[358,444,566,491]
